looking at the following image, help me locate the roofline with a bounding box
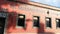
[28,2,60,11]
[30,1,60,9]
[8,1,60,11]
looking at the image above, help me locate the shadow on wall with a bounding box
[37,32,55,34]
[37,22,44,34]
[6,12,17,33]
[37,22,55,34]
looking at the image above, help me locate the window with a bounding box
[56,19,60,28]
[8,0,14,1]
[8,0,16,1]
[33,16,40,28]
[46,17,51,28]
[8,0,20,2]
[17,14,25,27]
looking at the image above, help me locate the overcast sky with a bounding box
[30,0,60,8]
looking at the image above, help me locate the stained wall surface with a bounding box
[0,0,60,34]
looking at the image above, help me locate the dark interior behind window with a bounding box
[56,19,60,28]
[33,16,40,28]
[17,14,25,27]
[46,17,51,28]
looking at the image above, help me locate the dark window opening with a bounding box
[46,17,51,28]
[56,19,60,28]
[0,17,6,34]
[33,16,40,28]
[17,14,25,27]
[7,0,21,2]
[8,0,16,1]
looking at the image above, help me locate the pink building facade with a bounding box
[0,0,60,34]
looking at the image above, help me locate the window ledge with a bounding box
[33,27,40,29]
[46,27,51,29]
[57,27,60,29]
[16,26,24,28]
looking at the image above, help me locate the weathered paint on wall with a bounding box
[0,0,60,34]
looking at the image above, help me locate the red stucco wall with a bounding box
[0,0,60,34]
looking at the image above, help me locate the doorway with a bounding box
[0,17,6,34]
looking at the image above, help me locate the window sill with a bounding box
[56,27,60,29]
[33,27,40,29]
[16,26,25,28]
[46,27,51,29]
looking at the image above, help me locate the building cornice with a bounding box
[28,2,60,11]
[7,0,60,11]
